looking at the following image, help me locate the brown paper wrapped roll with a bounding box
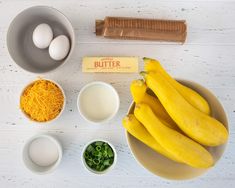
[96,17,187,43]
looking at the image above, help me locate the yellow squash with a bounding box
[122,114,181,162]
[130,79,179,130]
[142,72,228,146]
[134,103,214,168]
[143,57,211,115]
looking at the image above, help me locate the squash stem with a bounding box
[140,71,147,79]
[143,57,151,61]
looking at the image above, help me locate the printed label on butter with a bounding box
[82,57,138,73]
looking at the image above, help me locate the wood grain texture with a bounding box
[0,0,235,187]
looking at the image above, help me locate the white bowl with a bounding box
[22,134,63,174]
[81,139,117,175]
[20,78,66,123]
[77,81,120,124]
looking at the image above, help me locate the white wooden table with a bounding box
[0,0,235,187]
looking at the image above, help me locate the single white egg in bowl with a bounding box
[49,35,70,61]
[32,23,53,49]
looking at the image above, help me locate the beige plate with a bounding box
[126,79,229,180]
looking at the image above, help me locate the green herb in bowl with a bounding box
[83,141,116,173]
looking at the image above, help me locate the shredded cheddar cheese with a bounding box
[20,80,64,122]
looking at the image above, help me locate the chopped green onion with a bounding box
[103,150,108,157]
[86,145,94,152]
[107,148,114,157]
[87,161,93,166]
[84,152,89,158]
[95,141,103,146]
[93,159,100,165]
[99,165,105,171]
[103,159,110,166]
[96,145,102,151]
[83,141,115,172]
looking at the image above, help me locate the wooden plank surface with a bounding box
[0,0,235,187]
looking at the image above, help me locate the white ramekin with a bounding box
[81,139,117,175]
[19,78,66,123]
[77,81,120,124]
[22,134,63,174]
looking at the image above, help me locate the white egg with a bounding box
[32,23,53,49]
[49,35,70,61]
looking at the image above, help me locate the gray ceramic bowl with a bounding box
[126,79,229,180]
[7,6,75,73]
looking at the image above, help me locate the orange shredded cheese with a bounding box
[20,79,64,122]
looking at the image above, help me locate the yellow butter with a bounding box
[82,57,138,73]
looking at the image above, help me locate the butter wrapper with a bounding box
[82,57,138,73]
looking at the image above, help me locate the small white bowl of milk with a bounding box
[22,134,63,174]
[77,81,120,124]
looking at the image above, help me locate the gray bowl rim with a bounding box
[6,5,76,74]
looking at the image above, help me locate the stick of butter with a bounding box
[82,57,139,73]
